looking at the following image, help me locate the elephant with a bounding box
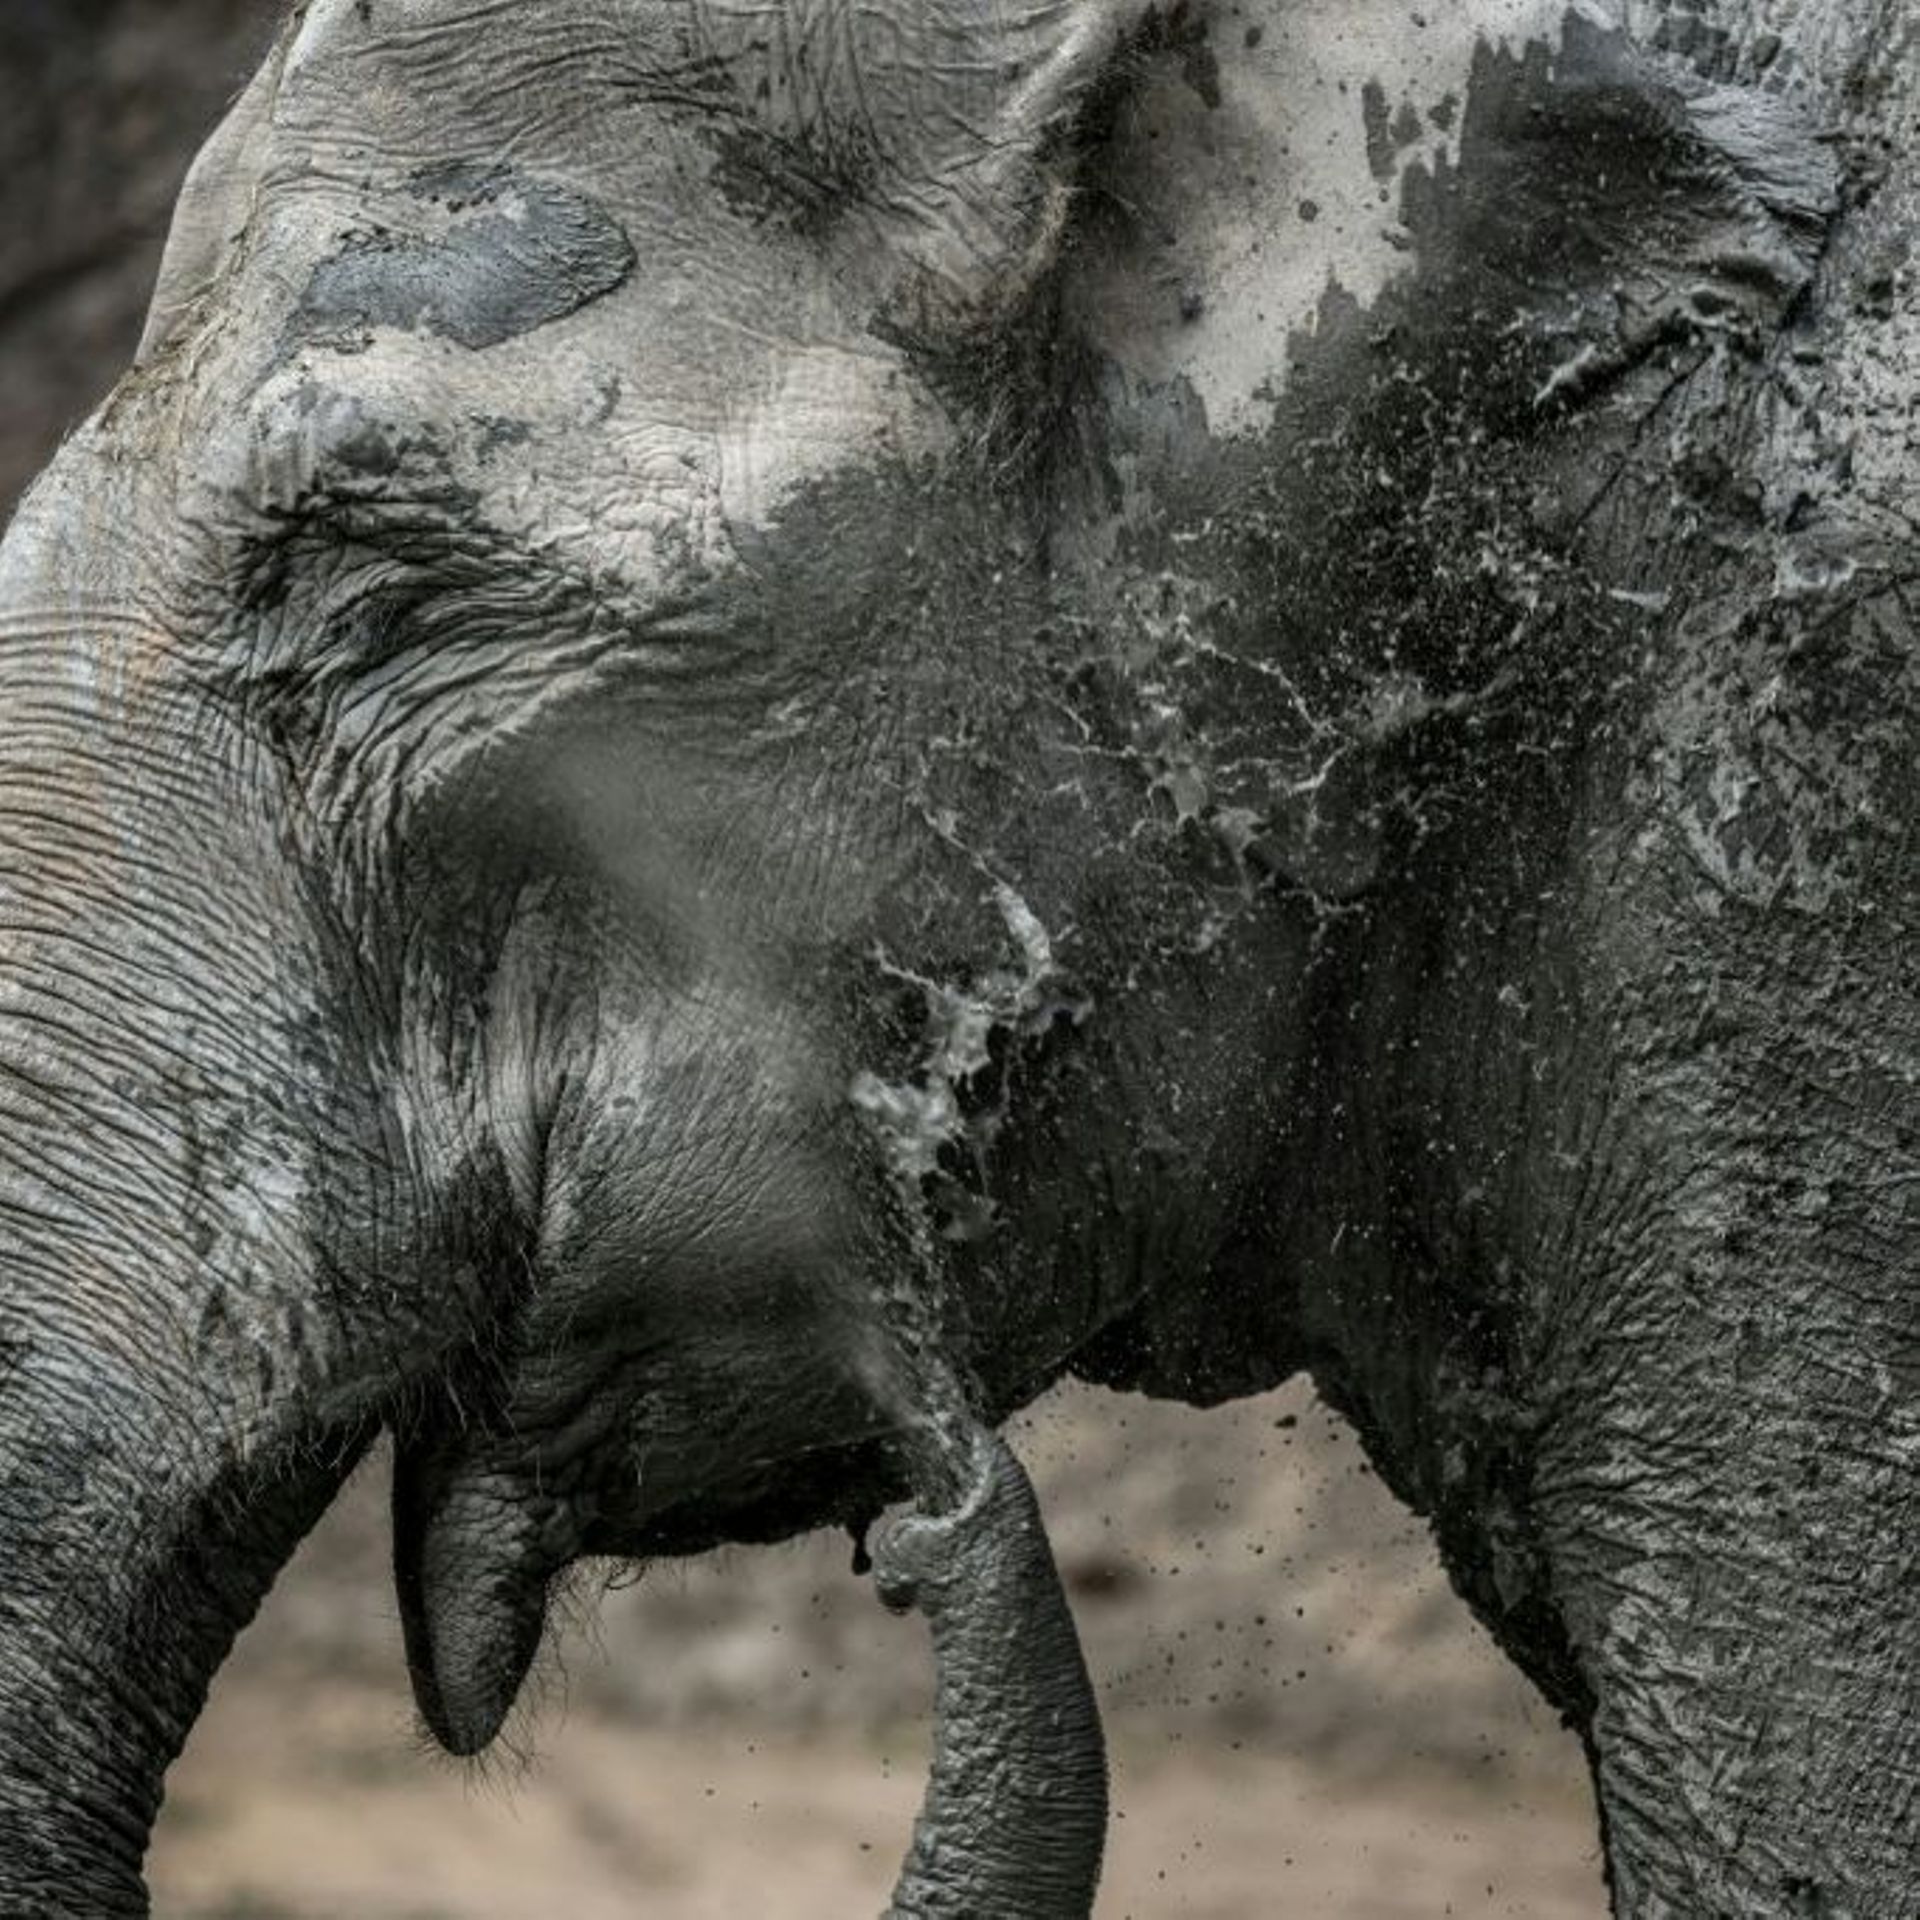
[0,0,1915,1912]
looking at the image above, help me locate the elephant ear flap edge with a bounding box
[1524,20,1843,388]
[1633,42,1842,326]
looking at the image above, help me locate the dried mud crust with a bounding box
[153,1381,1605,1918]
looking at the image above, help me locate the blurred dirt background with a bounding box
[150,1382,1606,1919]
[2,6,1606,1915]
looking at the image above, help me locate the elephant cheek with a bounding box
[390,1442,577,1757]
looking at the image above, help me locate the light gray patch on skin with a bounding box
[285,163,636,356]
[852,883,1084,1239]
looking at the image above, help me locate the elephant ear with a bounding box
[686,0,1146,336]
[1039,3,1841,904]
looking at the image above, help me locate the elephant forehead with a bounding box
[186,139,951,610]
[1069,0,1590,436]
[174,0,961,584]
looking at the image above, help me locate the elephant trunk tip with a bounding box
[391,1441,556,1759]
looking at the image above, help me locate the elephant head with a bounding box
[0,1,1914,1914]
[0,3,1180,1907]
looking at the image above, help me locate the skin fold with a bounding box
[0,1,1913,1914]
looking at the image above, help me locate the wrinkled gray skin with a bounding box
[873,1427,1108,1918]
[0,0,1915,1914]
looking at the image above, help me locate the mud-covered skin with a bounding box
[873,1427,1108,1920]
[0,1,1915,1914]
[1060,6,1920,1914]
[1065,7,1919,1913]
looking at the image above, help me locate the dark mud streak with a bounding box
[286,164,635,355]
[1361,78,1398,182]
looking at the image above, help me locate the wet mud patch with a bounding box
[286,164,635,357]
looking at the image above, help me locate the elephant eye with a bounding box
[335,586,432,675]
[222,576,430,741]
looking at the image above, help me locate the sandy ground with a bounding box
[150,1382,1609,1918]
[153,1702,1605,1918]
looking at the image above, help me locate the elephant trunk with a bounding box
[0,1352,371,1913]
[873,1426,1107,1920]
